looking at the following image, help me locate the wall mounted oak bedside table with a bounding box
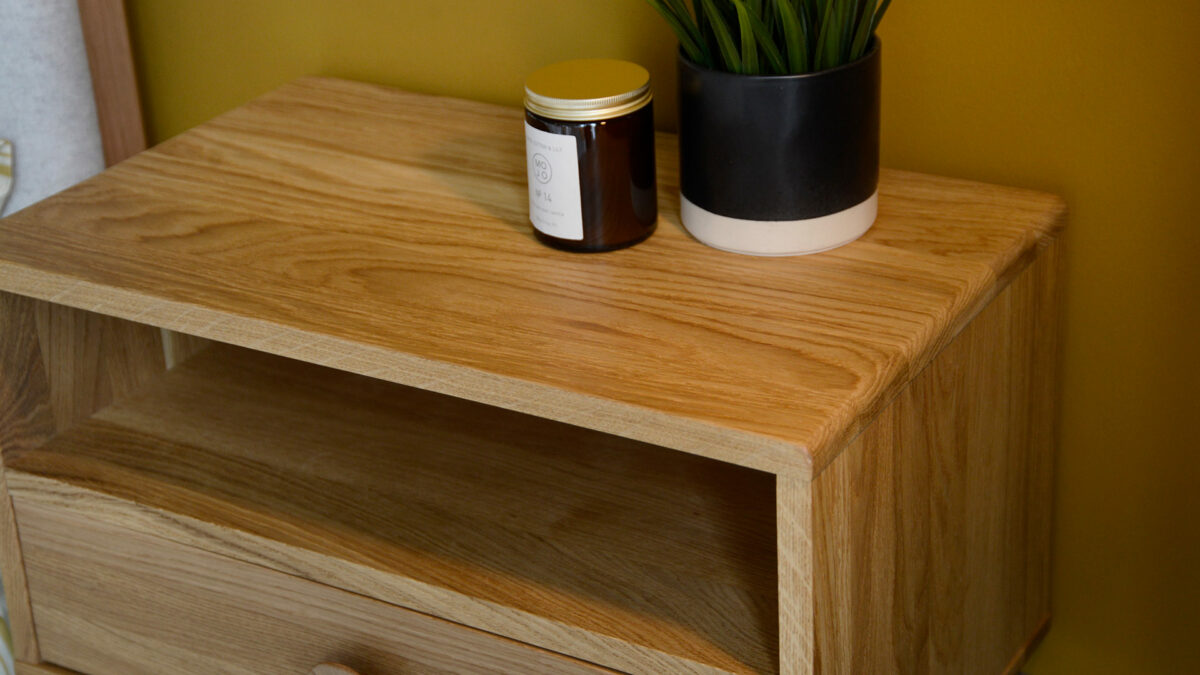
[0,78,1064,675]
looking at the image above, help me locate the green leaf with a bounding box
[741,2,788,74]
[849,0,876,59]
[665,0,714,62]
[648,0,710,65]
[700,0,743,72]
[729,0,761,75]
[644,0,710,65]
[665,0,697,21]
[798,0,815,66]
[809,0,825,25]
[692,0,716,60]
[843,0,859,61]
[871,0,892,33]
[763,0,779,37]
[774,0,809,73]
[813,0,836,70]
[647,0,894,74]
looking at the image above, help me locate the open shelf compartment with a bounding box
[7,342,780,674]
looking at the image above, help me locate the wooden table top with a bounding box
[0,77,1064,475]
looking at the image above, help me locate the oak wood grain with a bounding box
[161,330,211,368]
[0,293,53,663]
[76,0,146,166]
[811,241,1061,674]
[0,472,37,663]
[6,343,778,674]
[77,0,207,365]
[18,500,616,675]
[0,77,1066,474]
[15,663,79,675]
[0,295,55,466]
[3,294,167,666]
[309,665,362,675]
[31,301,165,434]
[777,474,812,675]
[0,76,1064,675]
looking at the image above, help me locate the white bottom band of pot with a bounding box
[680,191,878,256]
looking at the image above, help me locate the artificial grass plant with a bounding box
[644,0,891,75]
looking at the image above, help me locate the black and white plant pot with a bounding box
[678,42,881,256]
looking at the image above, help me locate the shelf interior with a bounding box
[11,342,779,673]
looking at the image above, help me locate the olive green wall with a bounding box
[126,1,1200,671]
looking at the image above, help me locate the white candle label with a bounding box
[525,123,583,241]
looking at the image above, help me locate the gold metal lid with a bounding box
[525,59,652,122]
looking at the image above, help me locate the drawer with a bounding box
[15,491,613,675]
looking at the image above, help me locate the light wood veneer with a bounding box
[0,77,1063,475]
[0,77,1064,674]
[812,242,1061,673]
[14,663,79,675]
[8,343,778,674]
[19,500,614,674]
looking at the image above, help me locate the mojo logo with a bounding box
[532,153,553,184]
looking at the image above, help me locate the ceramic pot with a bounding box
[678,41,881,256]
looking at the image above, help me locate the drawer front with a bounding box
[16,495,612,675]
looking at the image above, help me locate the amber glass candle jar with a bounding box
[524,59,658,252]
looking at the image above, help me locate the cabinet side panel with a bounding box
[1022,240,1063,642]
[32,302,166,433]
[813,243,1060,674]
[0,293,55,662]
[778,473,813,675]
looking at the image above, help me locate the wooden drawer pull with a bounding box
[309,664,360,675]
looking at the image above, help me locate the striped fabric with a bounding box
[0,139,13,675]
[0,139,12,214]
